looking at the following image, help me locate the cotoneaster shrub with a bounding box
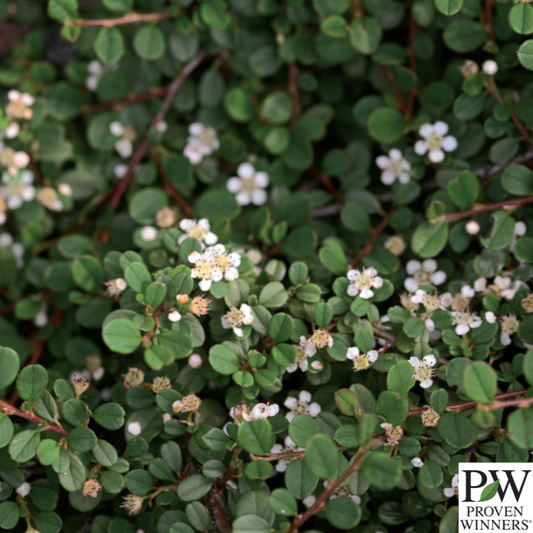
[1,1,533,532]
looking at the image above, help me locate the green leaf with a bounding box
[434,0,463,15]
[443,20,487,53]
[463,361,497,404]
[125,469,155,496]
[93,403,125,430]
[368,107,406,144]
[259,282,289,308]
[268,314,294,343]
[325,497,361,530]
[48,0,78,22]
[67,427,97,452]
[209,344,240,375]
[350,17,382,55]
[341,202,371,232]
[447,171,480,211]
[103,318,142,354]
[200,0,230,29]
[232,515,270,533]
[304,434,339,479]
[59,451,86,492]
[480,210,515,250]
[262,91,293,125]
[438,413,477,448]
[9,430,40,463]
[269,488,298,516]
[144,282,167,308]
[238,420,273,456]
[0,501,19,529]
[361,451,401,489]
[177,475,214,502]
[319,241,347,275]
[0,347,20,389]
[225,88,255,123]
[375,391,408,425]
[478,479,500,502]
[411,221,449,258]
[133,26,165,60]
[509,4,533,35]
[289,415,321,447]
[94,27,125,64]
[0,413,14,448]
[321,16,349,38]
[17,364,48,403]
[502,165,533,196]
[72,255,105,292]
[125,262,151,294]
[387,361,416,398]
[508,407,533,450]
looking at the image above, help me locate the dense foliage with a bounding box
[2,0,533,532]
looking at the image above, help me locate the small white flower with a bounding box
[93,367,105,381]
[380,422,404,446]
[452,310,482,335]
[414,122,457,163]
[409,355,437,389]
[227,163,269,206]
[287,336,317,373]
[511,221,527,251]
[461,285,475,298]
[110,122,135,158]
[5,122,20,139]
[404,259,446,292]
[482,59,498,76]
[184,123,219,165]
[500,314,520,345]
[127,422,142,436]
[221,303,254,337]
[411,457,424,468]
[114,164,129,179]
[115,138,133,158]
[155,121,168,134]
[58,183,73,197]
[0,145,31,177]
[347,267,383,299]
[270,436,304,472]
[347,347,379,371]
[188,354,203,368]
[284,391,321,422]
[140,225,158,242]
[178,218,218,247]
[34,309,48,328]
[375,149,411,185]
[189,244,241,291]
[86,60,105,91]
[444,474,459,498]
[16,482,31,498]
[465,221,480,235]
[168,311,182,322]
[485,311,497,324]
[250,402,279,421]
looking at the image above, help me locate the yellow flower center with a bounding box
[224,307,244,328]
[501,315,519,334]
[311,329,331,349]
[425,132,443,151]
[352,354,370,372]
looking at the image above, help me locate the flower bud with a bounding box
[176,293,189,305]
[127,421,142,436]
[122,367,145,389]
[188,354,203,368]
[465,220,480,235]
[482,59,498,76]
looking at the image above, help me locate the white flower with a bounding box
[461,285,475,298]
[5,90,34,136]
[325,480,361,504]
[482,59,498,76]
[16,482,31,498]
[114,164,129,179]
[511,221,527,251]
[86,60,105,91]
[227,163,269,206]
[347,267,383,299]
[34,309,48,328]
[221,303,254,337]
[93,367,105,381]
[109,122,135,158]
[380,422,404,446]
[404,259,446,292]
[188,244,241,291]
[127,422,142,436]
[411,457,424,468]
[452,310,482,335]
[140,225,158,242]
[188,354,203,368]
[493,275,520,300]
[485,311,497,324]
[5,122,19,139]
[347,347,379,371]
[270,436,304,473]
[444,474,459,498]
[466,221,480,235]
[178,218,218,247]
[58,183,73,197]
[155,121,168,134]
[184,122,219,164]
[500,314,520,345]
[168,311,182,322]
[0,145,31,177]
[250,402,279,421]
[0,233,24,268]
[284,391,321,422]
[414,122,457,163]
[411,290,443,312]
[287,336,317,373]
[375,149,411,185]
[409,355,437,388]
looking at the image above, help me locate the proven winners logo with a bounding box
[459,463,533,532]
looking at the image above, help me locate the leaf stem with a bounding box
[352,207,396,266]
[308,166,343,203]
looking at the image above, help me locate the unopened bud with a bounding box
[122,367,145,389]
[155,207,176,228]
[465,220,480,235]
[482,59,498,76]
[188,354,203,368]
[177,293,189,305]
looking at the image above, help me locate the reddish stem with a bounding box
[73,11,169,27]
[406,10,418,119]
[80,87,167,115]
[380,65,407,114]
[352,207,396,266]
[440,194,533,222]
[109,51,207,211]
[0,399,68,435]
[490,86,531,146]
[308,166,343,203]
[288,63,301,129]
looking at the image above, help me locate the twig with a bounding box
[352,0,362,19]
[351,207,396,266]
[485,0,495,44]
[288,449,367,533]
[72,11,170,27]
[311,203,343,217]
[372,325,396,345]
[288,63,301,129]
[0,399,68,435]
[438,194,533,223]
[471,149,533,177]
[308,166,343,203]
[109,51,207,211]
[380,65,407,114]
[406,10,418,119]
[150,150,194,217]
[489,85,531,146]
[408,388,529,416]
[80,87,167,115]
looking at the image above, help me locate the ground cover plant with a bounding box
[1,0,533,532]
